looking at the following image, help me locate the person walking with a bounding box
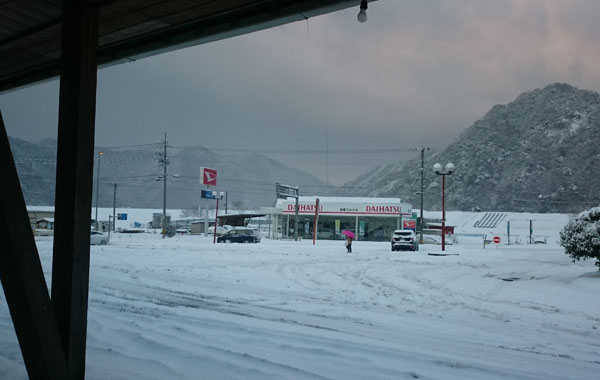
[342,230,355,253]
[345,235,353,253]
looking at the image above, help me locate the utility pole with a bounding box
[94,151,103,230]
[326,129,329,186]
[160,133,168,238]
[108,183,116,241]
[112,183,117,231]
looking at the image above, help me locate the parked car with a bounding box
[35,229,54,236]
[208,225,233,236]
[217,228,260,243]
[391,229,418,251]
[90,230,109,245]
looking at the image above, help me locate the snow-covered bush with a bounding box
[560,207,600,269]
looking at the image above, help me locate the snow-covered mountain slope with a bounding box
[345,83,600,213]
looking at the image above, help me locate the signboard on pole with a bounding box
[276,183,299,199]
[275,183,300,241]
[403,220,416,231]
[201,189,217,199]
[200,167,217,186]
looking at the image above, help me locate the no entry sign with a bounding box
[493,236,501,245]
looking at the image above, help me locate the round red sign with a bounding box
[493,236,501,244]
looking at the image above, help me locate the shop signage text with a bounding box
[283,202,410,216]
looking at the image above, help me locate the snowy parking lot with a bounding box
[2,233,599,379]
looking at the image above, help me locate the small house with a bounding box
[35,218,55,236]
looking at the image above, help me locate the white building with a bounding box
[261,196,413,241]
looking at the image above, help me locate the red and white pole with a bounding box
[312,198,320,245]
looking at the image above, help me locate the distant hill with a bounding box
[9,138,331,210]
[344,83,600,213]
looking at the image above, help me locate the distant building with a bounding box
[34,218,54,236]
[190,220,215,234]
[26,206,55,229]
[151,213,171,229]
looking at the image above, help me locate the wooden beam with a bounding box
[0,112,72,379]
[51,1,99,379]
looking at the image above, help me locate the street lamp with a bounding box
[433,162,455,251]
[94,151,103,231]
[418,146,429,244]
[213,191,225,244]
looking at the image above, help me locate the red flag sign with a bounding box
[200,167,217,186]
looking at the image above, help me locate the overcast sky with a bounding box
[2,0,600,185]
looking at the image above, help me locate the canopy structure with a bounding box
[218,213,266,227]
[0,1,375,379]
[0,0,370,92]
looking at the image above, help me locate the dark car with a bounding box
[391,229,418,251]
[217,228,260,243]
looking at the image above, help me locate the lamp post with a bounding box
[213,191,225,244]
[94,151,103,231]
[418,146,429,244]
[433,162,455,251]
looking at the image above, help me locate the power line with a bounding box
[96,142,161,150]
[169,145,420,155]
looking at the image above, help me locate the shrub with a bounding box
[560,207,600,269]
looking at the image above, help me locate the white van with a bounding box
[207,225,233,236]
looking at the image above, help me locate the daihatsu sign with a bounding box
[280,199,412,216]
[200,167,217,186]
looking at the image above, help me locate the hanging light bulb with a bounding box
[357,0,368,23]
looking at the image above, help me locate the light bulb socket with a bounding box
[357,0,368,23]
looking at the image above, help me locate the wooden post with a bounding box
[51,1,99,379]
[0,112,72,379]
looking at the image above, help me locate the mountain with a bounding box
[8,137,57,206]
[344,83,600,213]
[9,138,331,210]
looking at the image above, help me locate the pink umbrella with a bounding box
[342,230,355,239]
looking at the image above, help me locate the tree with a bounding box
[560,206,600,269]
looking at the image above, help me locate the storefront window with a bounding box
[317,216,355,240]
[360,217,399,241]
[277,211,406,241]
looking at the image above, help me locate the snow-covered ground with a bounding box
[2,213,599,379]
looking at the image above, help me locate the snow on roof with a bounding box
[27,205,55,212]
